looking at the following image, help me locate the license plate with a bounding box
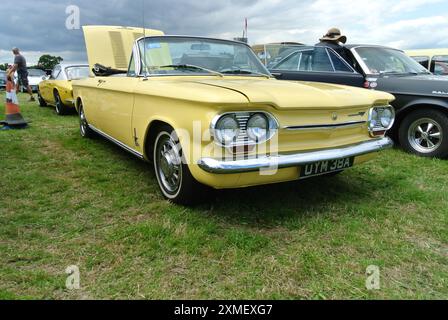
[300,157,354,178]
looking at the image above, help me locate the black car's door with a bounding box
[269,47,365,88]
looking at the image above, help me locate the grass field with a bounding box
[0,92,447,300]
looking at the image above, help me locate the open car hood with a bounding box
[82,25,164,73]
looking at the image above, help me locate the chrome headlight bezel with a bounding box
[211,111,279,147]
[213,115,240,146]
[368,105,396,137]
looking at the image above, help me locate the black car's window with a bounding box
[273,52,302,71]
[411,56,430,69]
[328,50,353,72]
[271,47,336,72]
[310,47,334,72]
[432,55,448,75]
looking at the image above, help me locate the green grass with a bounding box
[0,92,447,300]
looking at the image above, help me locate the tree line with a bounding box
[0,54,63,71]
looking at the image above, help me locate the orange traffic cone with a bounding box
[1,77,28,129]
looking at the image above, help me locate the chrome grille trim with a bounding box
[284,120,366,131]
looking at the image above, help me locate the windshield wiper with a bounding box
[155,64,223,77]
[380,71,425,76]
[221,69,271,78]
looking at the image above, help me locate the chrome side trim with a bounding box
[88,125,144,159]
[198,137,393,174]
[284,120,366,131]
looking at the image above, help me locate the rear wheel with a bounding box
[399,109,448,158]
[153,125,209,205]
[54,91,69,115]
[79,104,94,138]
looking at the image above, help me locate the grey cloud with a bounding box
[0,0,446,64]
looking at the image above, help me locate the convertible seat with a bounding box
[1,79,28,128]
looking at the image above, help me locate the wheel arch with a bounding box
[395,99,448,128]
[142,118,178,161]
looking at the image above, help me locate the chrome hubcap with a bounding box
[55,95,61,112]
[80,109,87,135]
[156,135,182,195]
[408,118,443,153]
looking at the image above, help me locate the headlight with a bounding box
[212,111,278,147]
[214,115,240,145]
[368,105,395,136]
[380,108,394,128]
[247,113,269,142]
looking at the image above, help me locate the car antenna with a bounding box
[142,0,150,80]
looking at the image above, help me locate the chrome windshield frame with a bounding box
[133,35,272,78]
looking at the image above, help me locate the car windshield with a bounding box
[28,69,46,77]
[66,66,90,80]
[138,37,271,77]
[354,47,430,75]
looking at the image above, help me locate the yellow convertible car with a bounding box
[73,26,396,204]
[38,63,90,115]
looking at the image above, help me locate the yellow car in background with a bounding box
[38,64,90,115]
[406,48,448,75]
[73,26,396,204]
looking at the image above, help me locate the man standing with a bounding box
[315,28,349,61]
[11,48,35,101]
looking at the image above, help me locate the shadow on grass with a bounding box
[82,131,395,228]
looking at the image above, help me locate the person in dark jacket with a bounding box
[315,27,349,61]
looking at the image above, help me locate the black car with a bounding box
[266,44,448,158]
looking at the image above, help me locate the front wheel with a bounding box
[153,126,209,205]
[54,91,69,115]
[399,109,448,158]
[37,91,47,107]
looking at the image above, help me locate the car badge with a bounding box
[332,113,338,121]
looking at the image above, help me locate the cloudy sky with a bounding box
[1,0,447,64]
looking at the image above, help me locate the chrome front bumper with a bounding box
[198,137,393,174]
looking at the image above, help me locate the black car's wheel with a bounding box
[399,109,448,158]
[153,125,208,205]
[79,104,94,138]
[54,91,69,115]
[37,91,47,107]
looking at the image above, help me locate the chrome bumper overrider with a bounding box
[198,137,393,174]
